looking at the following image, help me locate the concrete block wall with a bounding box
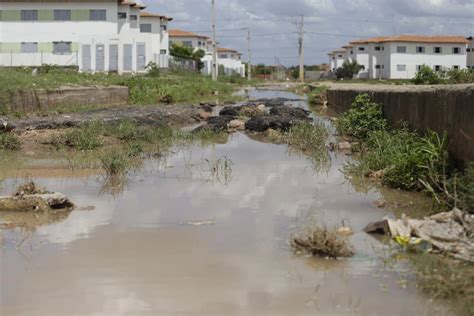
[327,84,474,165]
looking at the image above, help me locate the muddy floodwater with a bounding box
[1,90,452,315]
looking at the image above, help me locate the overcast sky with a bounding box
[145,0,474,66]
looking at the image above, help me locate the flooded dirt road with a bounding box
[1,90,451,315]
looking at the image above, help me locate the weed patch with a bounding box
[0,133,21,150]
[291,225,355,258]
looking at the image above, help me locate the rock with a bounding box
[0,193,74,212]
[219,106,240,117]
[269,106,310,121]
[336,227,354,236]
[257,104,266,111]
[228,119,245,130]
[240,105,264,118]
[205,116,235,131]
[246,115,296,132]
[372,199,387,208]
[198,110,212,120]
[363,219,391,235]
[0,120,15,133]
[200,105,213,113]
[338,141,352,151]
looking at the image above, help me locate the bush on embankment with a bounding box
[337,93,473,213]
[412,66,474,85]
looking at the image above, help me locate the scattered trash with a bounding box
[364,208,474,262]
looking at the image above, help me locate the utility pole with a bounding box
[247,29,252,81]
[211,0,218,80]
[298,14,305,82]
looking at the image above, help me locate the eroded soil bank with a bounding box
[0,89,462,316]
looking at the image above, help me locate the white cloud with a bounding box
[146,0,473,65]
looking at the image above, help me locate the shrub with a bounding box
[457,164,474,214]
[412,65,445,85]
[145,62,160,77]
[336,94,387,140]
[335,60,364,80]
[447,69,474,84]
[356,129,450,190]
[0,133,21,150]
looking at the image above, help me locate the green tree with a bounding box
[335,60,363,79]
[170,43,206,71]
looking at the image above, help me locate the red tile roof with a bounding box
[140,12,173,21]
[169,29,210,39]
[350,35,469,45]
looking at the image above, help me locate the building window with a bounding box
[452,47,461,54]
[375,65,381,69]
[118,12,127,19]
[160,25,167,31]
[434,65,441,71]
[53,41,72,54]
[434,47,442,54]
[332,57,335,60]
[182,41,192,47]
[397,46,407,53]
[350,50,353,54]
[416,46,425,53]
[140,23,152,33]
[160,49,167,54]
[54,10,71,21]
[453,65,460,70]
[467,48,471,52]
[219,54,228,58]
[21,42,38,53]
[358,47,365,51]
[397,64,407,71]
[374,46,381,51]
[338,55,343,58]
[90,9,106,21]
[21,10,38,21]
[130,15,138,21]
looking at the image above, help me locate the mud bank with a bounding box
[327,84,474,165]
[3,86,129,113]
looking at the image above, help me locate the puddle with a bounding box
[0,91,450,315]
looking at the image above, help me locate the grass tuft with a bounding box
[291,226,355,258]
[0,133,21,150]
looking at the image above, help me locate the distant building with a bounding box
[328,49,346,71]
[216,47,245,77]
[0,0,173,73]
[467,36,474,69]
[168,29,211,53]
[328,35,469,79]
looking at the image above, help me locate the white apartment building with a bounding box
[169,29,211,53]
[328,49,346,71]
[328,35,469,79]
[216,47,245,77]
[0,0,172,73]
[467,36,474,69]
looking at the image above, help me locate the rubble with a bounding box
[364,208,474,262]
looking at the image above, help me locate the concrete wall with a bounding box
[327,84,474,165]
[4,86,129,113]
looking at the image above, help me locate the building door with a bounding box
[95,44,105,72]
[123,44,132,71]
[81,45,91,72]
[109,44,118,72]
[136,43,146,71]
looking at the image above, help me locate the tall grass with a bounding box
[0,133,21,150]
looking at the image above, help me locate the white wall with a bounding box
[0,1,170,73]
[388,42,467,79]
[467,38,474,69]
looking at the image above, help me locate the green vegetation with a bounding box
[99,150,131,176]
[336,94,387,140]
[338,94,472,213]
[306,85,328,106]
[412,65,474,85]
[268,122,330,172]
[0,67,245,115]
[410,253,474,315]
[335,60,364,80]
[0,133,21,150]
[170,43,205,70]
